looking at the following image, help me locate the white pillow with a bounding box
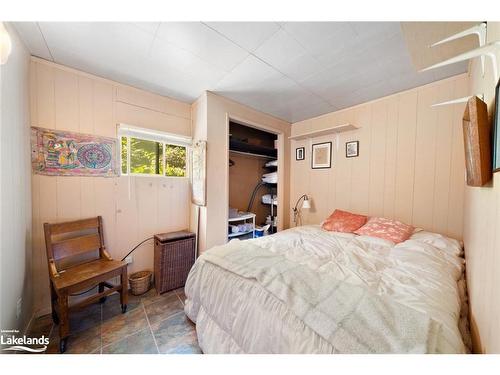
[409,231,463,256]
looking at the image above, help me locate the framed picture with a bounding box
[295,147,305,161]
[311,142,332,169]
[493,78,500,172]
[346,141,359,158]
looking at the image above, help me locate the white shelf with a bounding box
[228,213,256,222]
[228,230,255,238]
[289,123,359,140]
[228,212,256,240]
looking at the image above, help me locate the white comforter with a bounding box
[185,225,468,354]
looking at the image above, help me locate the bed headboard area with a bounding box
[290,74,468,241]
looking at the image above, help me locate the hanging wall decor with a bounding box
[31,126,119,177]
[346,141,359,158]
[191,140,207,206]
[311,141,332,169]
[295,147,305,161]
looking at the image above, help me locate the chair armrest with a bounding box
[49,259,60,278]
[102,248,113,261]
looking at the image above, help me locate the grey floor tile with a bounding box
[151,311,201,354]
[102,328,158,354]
[144,292,183,325]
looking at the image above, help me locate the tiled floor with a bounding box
[27,288,202,354]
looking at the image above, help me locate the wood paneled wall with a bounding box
[290,74,468,240]
[30,58,192,316]
[1,24,33,333]
[463,22,500,353]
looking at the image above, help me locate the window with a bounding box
[119,125,190,177]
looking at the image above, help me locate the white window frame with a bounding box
[118,124,191,178]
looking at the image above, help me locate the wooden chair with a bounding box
[43,216,128,353]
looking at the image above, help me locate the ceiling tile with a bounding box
[280,22,355,65]
[11,22,52,60]
[278,53,324,82]
[277,94,336,122]
[432,60,469,81]
[214,55,282,92]
[204,22,280,52]
[291,106,337,123]
[298,67,355,99]
[150,37,228,87]
[133,22,160,35]
[13,21,469,123]
[254,29,307,68]
[155,22,249,72]
[350,22,401,39]
[39,22,155,65]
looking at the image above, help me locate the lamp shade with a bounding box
[302,196,311,209]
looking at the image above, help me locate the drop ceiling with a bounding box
[13,22,469,123]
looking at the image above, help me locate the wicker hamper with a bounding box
[154,231,196,294]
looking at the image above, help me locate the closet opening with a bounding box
[228,120,279,241]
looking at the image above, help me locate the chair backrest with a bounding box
[44,216,105,272]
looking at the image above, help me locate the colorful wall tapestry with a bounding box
[31,127,119,177]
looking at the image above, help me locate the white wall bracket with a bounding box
[422,41,500,83]
[430,22,487,76]
[431,94,484,108]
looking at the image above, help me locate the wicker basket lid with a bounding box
[155,230,195,243]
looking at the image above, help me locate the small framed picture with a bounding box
[311,142,332,169]
[295,147,305,161]
[346,141,359,158]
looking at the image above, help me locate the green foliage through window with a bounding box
[121,137,128,175]
[165,145,186,177]
[121,136,187,177]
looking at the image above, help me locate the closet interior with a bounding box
[228,121,278,241]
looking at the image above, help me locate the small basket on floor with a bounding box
[129,270,152,295]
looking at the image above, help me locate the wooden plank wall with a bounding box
[290,74,468,240]
[30,58,192,316]
[462,22,500,353]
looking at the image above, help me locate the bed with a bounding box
[184,225,469,354]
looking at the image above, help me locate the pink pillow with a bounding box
[322,209,367,233]
[354,217,414,244]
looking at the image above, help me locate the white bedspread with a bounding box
[185,225,467,354]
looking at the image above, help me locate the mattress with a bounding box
[184,225,469,354]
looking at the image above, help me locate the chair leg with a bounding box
[50,283,59,325]
[58,292,69,353]
[120,267,128,314]
[98,282,107,304]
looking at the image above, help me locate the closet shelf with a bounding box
[289,123,359,140]
[229,138,277,158]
